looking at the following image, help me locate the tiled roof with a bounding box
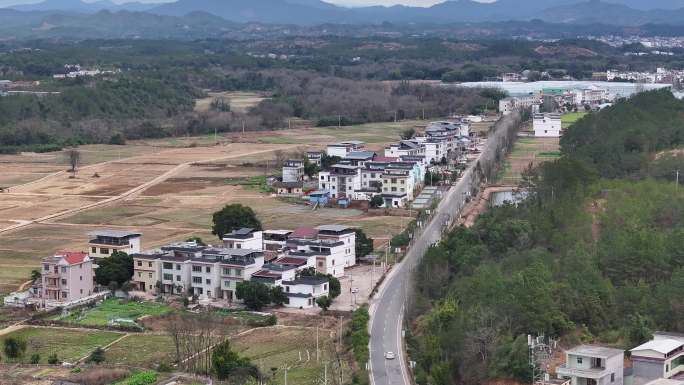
[291,227,318,239]
[56,251,89,265]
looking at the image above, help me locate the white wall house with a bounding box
[316,224,356,268]
[282,276,329,309]
[631,332,684,385]
[88,230,141,259]
[223,228,263,250]
[326,141,365,158]
[533,113,562,137]
[556,345,624,385]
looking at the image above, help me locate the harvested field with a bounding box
[194,91,267,113]
[105,334,176,367]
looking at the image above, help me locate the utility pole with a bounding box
[394,110,397,122]
[338,115,341,128]
[677,170,680,194]
[324,362,328,385]
[242,120,245,135]
[316,326,320,363]
[214,127,217,144]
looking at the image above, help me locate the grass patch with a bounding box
[562,112,587,128]
[105,334,175,367]
[52,298,172,327]
[0,327,121,363]
[113,370,159,385]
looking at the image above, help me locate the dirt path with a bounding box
[0,145,298,236]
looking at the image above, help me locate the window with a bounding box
[206,279,211,284]
[176,275,181,282]
[62,291,68,298]
[44,264,49,271]
[148,262,152,268]
[176,264,181,270]
[400,179,405,184]
[324,284,328,290]
[148,273,152,278]
[235,268,242,275]
[80,276,83,281]
[223,268,230,275]
[205,266,211,273]
[192,266,202,273]
[163,273,173,281]
[320,176,325,180]
[285,286,290,292]
[391,187,397,192]
[80,289,83,294]
[163,262,173,269]
[192,276,202,284]
[237,244,242,248]
[577,357,583,365]
[224,281,231,288]
[61,267,67,273]
[137,261,142,267]
[611,373,615,382]
[371,173,376,178]
[101,248,110,255]
[91,247,97,253]
[138,272,142,278]
[61,279,67,285]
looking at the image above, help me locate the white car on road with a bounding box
[384,351,396,360]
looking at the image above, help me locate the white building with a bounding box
[556,345,624,385]
[282,276,329,309]
[533,113,562,137]
[316,224,356,268]
[223,228,263,250]
[87,230,141,259]
[631,332,684,385]
[326,141,365,158]
[318,164,363,199]
[282,160,304,183]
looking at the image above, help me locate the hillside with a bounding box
[408,90,684,385]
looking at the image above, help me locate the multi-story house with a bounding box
[326,141,365,158]
[534,113,562,137]
[133,253,161,293]
[385,140,423,158]
[316,224,356,268]
[631,332,684,385]
[286,238,347,277]
[87,230,141,259]
[556,345,624,385]
[40,251,94,306]
[344,151,376,167]
[262,230,293,261]
[282,159,305,183]
[382,168,412,208]
[223,228,263,249]
[306,151,323,166]
[318,164,362,199]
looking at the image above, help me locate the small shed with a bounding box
[308,190,330,206]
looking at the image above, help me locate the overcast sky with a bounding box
[0,0,496,8]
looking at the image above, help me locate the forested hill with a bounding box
[561,89,684,178]
[408,90,684,385]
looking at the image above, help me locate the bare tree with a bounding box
[66,148,81,177]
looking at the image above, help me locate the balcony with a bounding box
[89,238,129,247]
[556,364,609,379]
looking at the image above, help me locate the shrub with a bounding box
[122,371,158,385]
[156,362,173,372]
[87,347,106,364]
[3,337,27,359]
[30,353,41,364]
[48,353,60,364]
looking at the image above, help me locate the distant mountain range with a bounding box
[1,0,684,36]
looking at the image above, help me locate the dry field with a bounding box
[194,91,268,113]
[0,121,416,295]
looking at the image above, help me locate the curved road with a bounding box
[369,113,520,385]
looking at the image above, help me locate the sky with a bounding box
[0,0,496,7]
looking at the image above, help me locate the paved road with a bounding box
[368,113,520,385]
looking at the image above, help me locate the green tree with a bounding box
[369,195,384,208]
[30,269,41,282]
[30,353,40,364]
[212,204,262,239]
[47,353,60,365]
[236,281,273,311]
[3,337,27,359]
[108,133,126,145]
[303,158,319,178]
[271,286,287,306]
[354,229,374,259]
[94,251,133,287]
[87,347,106,364]
[212,340,256,380]
[316,295,332,311]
